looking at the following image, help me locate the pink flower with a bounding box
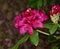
[50,5,60,15]
[50,5,60,24]
[14,8,48,35]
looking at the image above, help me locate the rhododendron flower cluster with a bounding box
[50,5,60,15]
[14,8,48,35]
[50,5,60,24]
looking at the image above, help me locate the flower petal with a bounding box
[19,26,26,35]
[33,20,44,28]
[19,18,26,26]
[27,26,34,35]
[14,23,19,28]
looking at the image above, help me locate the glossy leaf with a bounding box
[30,31,39,46]
[44,23,58,34]
[49,24,58,34]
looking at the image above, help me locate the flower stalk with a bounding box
[36,29,49,35]
[36,29,60,39]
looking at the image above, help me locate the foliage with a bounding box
[30,31,39,46]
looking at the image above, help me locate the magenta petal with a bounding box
[33,20,44,28]
[19,26,26,35]
[50,5,60,15]
[15,16,20,20]
[38,22,44,28]
[14,23,19,28]
[19,18,26,26]
[27,26,34,35]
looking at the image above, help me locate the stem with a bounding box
[36,29,49,35]
[36,29,60,39]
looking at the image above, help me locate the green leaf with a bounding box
[58,23,60,29]
[52,46,58,49]
[30,31,39,46]
[28,0,37,8]
[44,23,53,29]
[44,23,58,34]
[55,36,60,39]
[11,34,29,49]
[57,24,60,28]
[52,42,60,49]
[43,0,47,7]
[30,2,37,8]
[49,0,56,5]
[37,0,42,9]
[49,24,58,34]
[52,45,58,49]
[47,35,56,43]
